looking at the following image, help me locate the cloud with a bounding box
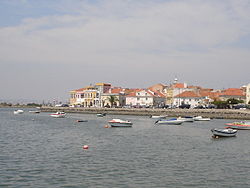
[0,0,250,101]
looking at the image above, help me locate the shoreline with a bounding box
[40,107,250,120]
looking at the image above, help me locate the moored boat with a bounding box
[225,121,250,130]
[29,110,41,113]
[97,113,106,117]
[211,128,237,137]
[14,109,24,114]
[177,116,194,122]
[193,116,211,121]
[150,115,168,119]
[50,111,66,118]
[108,119,132,127]
[155,118,184,125]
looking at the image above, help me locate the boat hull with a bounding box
[225,123,250,130]
[109,123,132,127]
[194,116,210,121]
[156,119,184,125]
[211,128,237,137]
[14,110,24,114]
[177,118,194,122]
[50,114,66,118]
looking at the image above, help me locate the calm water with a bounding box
[0,108,250,188]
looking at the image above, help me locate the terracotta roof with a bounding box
[175,91,201,98]
[187,85,202,89]
[220,88,245,97]
[172,83,185,89]
[126,92,136,97]
[152,90,166,98]
[74,88,86,92]
[110,88,123,94]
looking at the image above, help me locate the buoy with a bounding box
[104,125,109,128]
[83,145,89,150]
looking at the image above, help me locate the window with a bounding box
[146,97,148,100]
[137,97,140,100]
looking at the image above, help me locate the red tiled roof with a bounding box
[220,88,245,96]
[172,83,185,89]
[175,91,201,98]
[110,88,123,94]
[126,92,136,97]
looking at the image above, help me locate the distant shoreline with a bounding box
[39,106,250,120]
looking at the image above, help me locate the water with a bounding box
[0,108,250,188]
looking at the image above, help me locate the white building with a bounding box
[246,83,250,104]
[125,89,165,107]
[174,91,206,108]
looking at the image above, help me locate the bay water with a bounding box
[0,108,250,188]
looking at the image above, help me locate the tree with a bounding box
[226,98,243,105]
[107,96,118,107]
[212,100,229,109]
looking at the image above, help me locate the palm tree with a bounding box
[108,95,118,107]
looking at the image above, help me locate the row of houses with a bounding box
[69,80,250,108]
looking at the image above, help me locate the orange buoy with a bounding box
[83,145,89,150]
[104,125,109,128]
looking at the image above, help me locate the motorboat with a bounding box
[193,116,211,121]
[108,119,132,127]
[149,115,168,119]
[211,128,237,137]
[14,109,24,114]
[97,113,106,117]
[29,110,40,113]
[155,118,184,125]
[50,111,66,118]
[225,121,250,130]
[177,116,194,122]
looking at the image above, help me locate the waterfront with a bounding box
[41,106,250,120]
[1,108,250,187]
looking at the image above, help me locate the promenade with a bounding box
[41,107,250,120]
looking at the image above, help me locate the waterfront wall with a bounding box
[41,107,250,120]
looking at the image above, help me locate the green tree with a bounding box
[107,96,118,107]
[226,98,243,105]
[212,100,229,109]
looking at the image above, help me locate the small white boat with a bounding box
[108,119,132,127]
[193,116,211,121]
[29,110,40,114]
[211,128,237,137]
[97,113,106,117]
[50,111,66,118]
[177,116,194,122]
[150,115,168,119]
[14,109,24,114]
[155,118,184,125]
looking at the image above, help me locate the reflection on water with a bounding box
[0,108,250,187]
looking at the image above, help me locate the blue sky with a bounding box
[0,0,250,102]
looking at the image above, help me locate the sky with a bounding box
[0,0,250,103]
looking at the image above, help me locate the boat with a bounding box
[155,118,184,125]
[149,115,168,119]
[75,120,88,122]
[50,111,66,118]
[97,113,106,117]
[177,116,194,122]
[225,121,250,130]
[211,128,237,137]
[108,119,133,127]
[14,109,24,114]
[29,110,40,113]
[193,116,211,121]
